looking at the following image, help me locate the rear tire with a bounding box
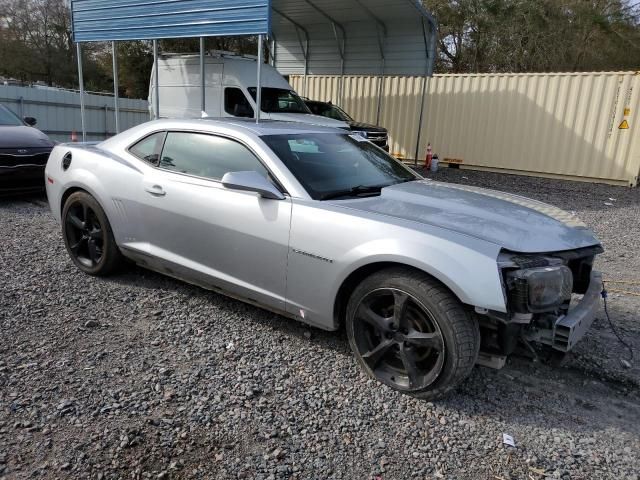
[346,267,480,400]
[62,191,124,276]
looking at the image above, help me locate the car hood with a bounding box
[266,112,349,129]
[0,126,54,149]
[335,180,600,253]
[347,121,387,133]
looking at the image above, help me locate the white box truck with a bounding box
[149,52,348,129]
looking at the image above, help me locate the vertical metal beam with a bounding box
[200,37,206,114]
[272,8,309,95]
[304,37,309,96]
[112,41,120,134]
[375,37,386,126]
[76,43,86,142]
[256,34,263,124]
[414,18,432,165]
[153,40,160,119]
[269,34,277,66]
[414,76,428,166]
[104,104,109,139]
[330,22,346,104]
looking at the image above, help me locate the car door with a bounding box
[138,131,292,312]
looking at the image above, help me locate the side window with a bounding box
[129,131,165,165]
[159,132,269,181]
[224,88,254,118]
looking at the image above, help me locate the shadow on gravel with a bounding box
[99,264,640,439]
[0,192,48,207]
[101,265,351,356]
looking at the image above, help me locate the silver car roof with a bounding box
[165,117,345,136]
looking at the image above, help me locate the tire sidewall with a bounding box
[346,270,475,397]
[61,192,116,276]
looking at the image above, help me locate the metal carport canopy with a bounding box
[271,0,437,77]
[69,0,435,140]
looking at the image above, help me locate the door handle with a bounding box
[144,184,166,196]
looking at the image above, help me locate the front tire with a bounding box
[62,191,124,276]
[346,267,480,400]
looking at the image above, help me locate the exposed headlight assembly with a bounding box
[506,266,573,313]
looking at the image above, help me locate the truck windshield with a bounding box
[306,102,353,122]
[261,133,417,200]
[248,88,312,114]
[0,105,24,126]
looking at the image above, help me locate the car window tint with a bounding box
[262,133,416,200]
[224,88,254,118]
[129,132,165,165]
[159,132,269,181]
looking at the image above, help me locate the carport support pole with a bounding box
[153,40,160,119]
[76,43,86,142]
[414,75,428,167]
[200,37,205,114]
[112,41,120,134]
[256,34,263,124]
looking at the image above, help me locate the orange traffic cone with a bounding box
[425,143,433,170]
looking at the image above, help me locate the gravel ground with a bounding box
[1,169,639,480]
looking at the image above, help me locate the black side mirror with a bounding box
[24,116,37,126]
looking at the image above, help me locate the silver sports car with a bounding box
[45,119,603,399]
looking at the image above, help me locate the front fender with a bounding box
[331,237,505,314]
[286,200,507,330]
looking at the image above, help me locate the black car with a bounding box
[0,105,54,195]
[303,99,389,151]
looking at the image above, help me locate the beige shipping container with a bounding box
[291,72,640,187]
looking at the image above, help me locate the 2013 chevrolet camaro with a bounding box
[45,119,603,399]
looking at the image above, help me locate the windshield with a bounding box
[261,133,417,200]
[0,105,24,126]
[248,88,311,114]
[306,102,352,121]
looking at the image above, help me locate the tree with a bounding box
[0,0,111,90]
[428,0,640,73]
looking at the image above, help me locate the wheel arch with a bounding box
[60,186,89,216]
[60,185,115,236]
[333,261,470,329]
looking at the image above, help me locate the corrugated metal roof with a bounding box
[271,0,436,76]
[71,0,436,76]
[71,0,271,42]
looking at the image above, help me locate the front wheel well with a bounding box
[333,262,466,329]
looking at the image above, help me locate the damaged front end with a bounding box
[478,245,604,362]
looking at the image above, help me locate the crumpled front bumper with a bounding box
[526,271,603,352]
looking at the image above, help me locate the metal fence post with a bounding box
[104,105,109,138]
[256,34,263,124]
[76,43,87,142]
[18,96,24,118]
[112,41,120,133]
[200,37,206,114]
[153,40,160,119]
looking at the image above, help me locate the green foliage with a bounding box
[428,0,640,73]
[1,0,637,97]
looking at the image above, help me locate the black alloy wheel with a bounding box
[346,267,480,399]
[62,191,124,275]
[65,201,105,268]
[351,288,445,391]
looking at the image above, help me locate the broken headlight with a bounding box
[506,266,573,313]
